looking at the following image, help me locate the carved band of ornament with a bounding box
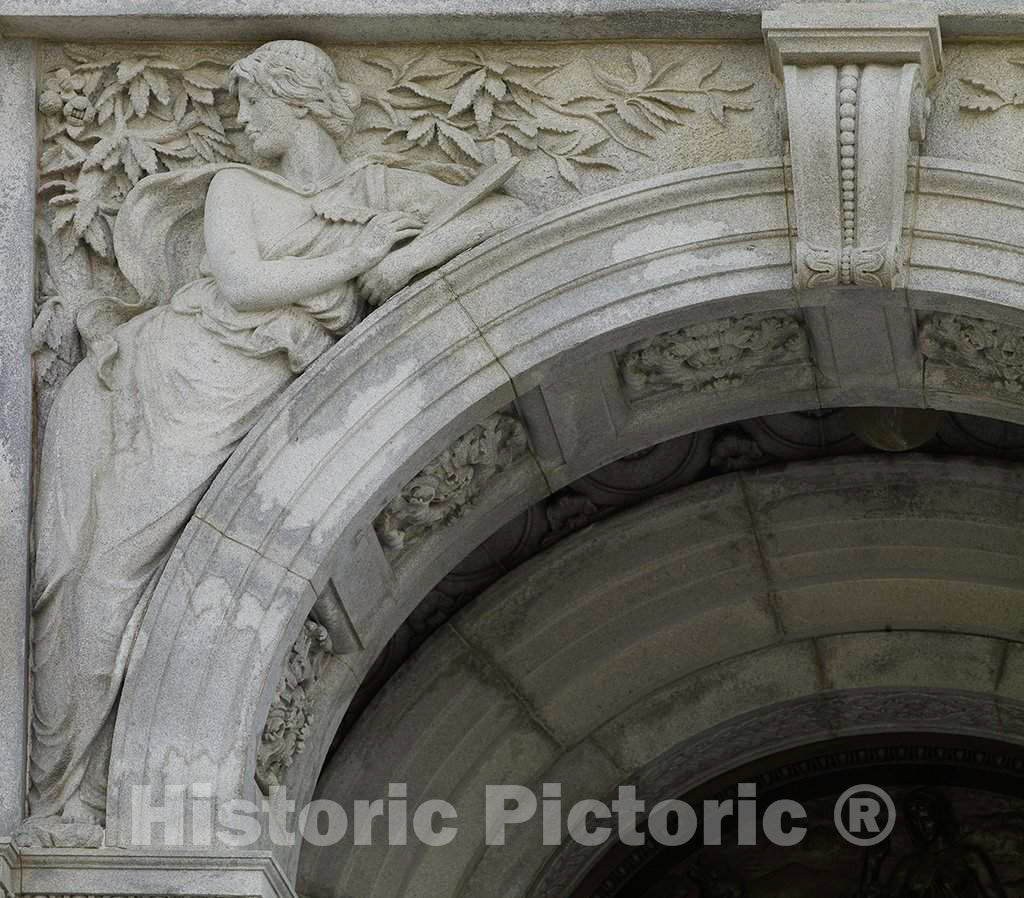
[373,412,530,555]
[38,44,757,261]
[919,312,1024,394]
[20,895,256,898]
[617,313,809,399]
[256,619,333,795]
[838,64,859,284]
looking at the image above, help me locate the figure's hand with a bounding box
[353,211,423,272]
[357,251,418,307]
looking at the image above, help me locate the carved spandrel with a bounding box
[21,38,528,849]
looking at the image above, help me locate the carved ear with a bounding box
[292,105,310,119]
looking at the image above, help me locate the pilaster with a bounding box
[0,37,37,839]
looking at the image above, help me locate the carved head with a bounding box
[229,40,361,155]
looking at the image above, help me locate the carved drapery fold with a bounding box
[764,3,942,289]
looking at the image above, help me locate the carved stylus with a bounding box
[418,156,520,236]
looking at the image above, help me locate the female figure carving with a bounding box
[21,39,525,843]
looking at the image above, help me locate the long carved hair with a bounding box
[229,39,361,141]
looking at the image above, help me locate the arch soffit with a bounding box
[108,155,1024,843]
[298,453,1024,898]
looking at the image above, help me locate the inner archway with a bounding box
[296,451,1024,897]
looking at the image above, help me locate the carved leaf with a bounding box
[496,126,537,151]
[121,142,143,183]
[614,99,661,136]
[706,93,727,124]
[704,77,755,94]
[63,43,106,64]
[396,80,451,104]
[128,76,151,117]
[185,82,215,106]
[142,69,172,105]
[84,134,122,170]
[645,90,700,112]
[172,88,189,123]
[437,121,482,162]
[405,117,436,143]
[363,56,403,79]
[960,77,1009,112]
[492,135,513,161]
[629,51,653,92]
[116,59,148,84]
[570,154,621,171]
[697,59,723,87]
[128,136,160,174]
[506,85,537,116]
[41,146,72,175]
[634,97,687,125]
[188,131,216,162]
[473,92,495,131]
[193,101,226,134]
[650,59,686,88]
[484,74,507,100]
[152,139,198,160]
[52,205,76,232]
[82,217,110,255]
[450,68,487,116]
[553,154,581,189]
[183,70,221,90]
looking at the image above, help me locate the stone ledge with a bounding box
[3,0,1024,43]
[0,841,295,898]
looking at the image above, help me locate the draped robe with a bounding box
[29,159,447,821]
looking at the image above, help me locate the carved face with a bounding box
[235,79,300,160]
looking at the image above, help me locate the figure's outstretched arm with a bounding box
[204,170,422,312]
[357,190,528,306]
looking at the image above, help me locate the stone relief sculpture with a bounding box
[19,39,526,848]
[256,619,332,794]
[961,59,1024,113]
[617,313,809,399]
[919,313,1024,395]
[362,48,754,189]
[373,411,529,555]
[855,788,1007,898]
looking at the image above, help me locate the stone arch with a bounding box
[106,155,1024,851]
[296,453,1024,897]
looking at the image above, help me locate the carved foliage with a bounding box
[617,313,808,398]
[960,57,1024,113]
[374,412,529,553]
[38,44,243,259]
[255,620,332,794]
[796,242,839,289]
[919,313,1024,394]
[362,48,754,189]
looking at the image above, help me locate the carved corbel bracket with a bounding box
[764,3,942,289]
